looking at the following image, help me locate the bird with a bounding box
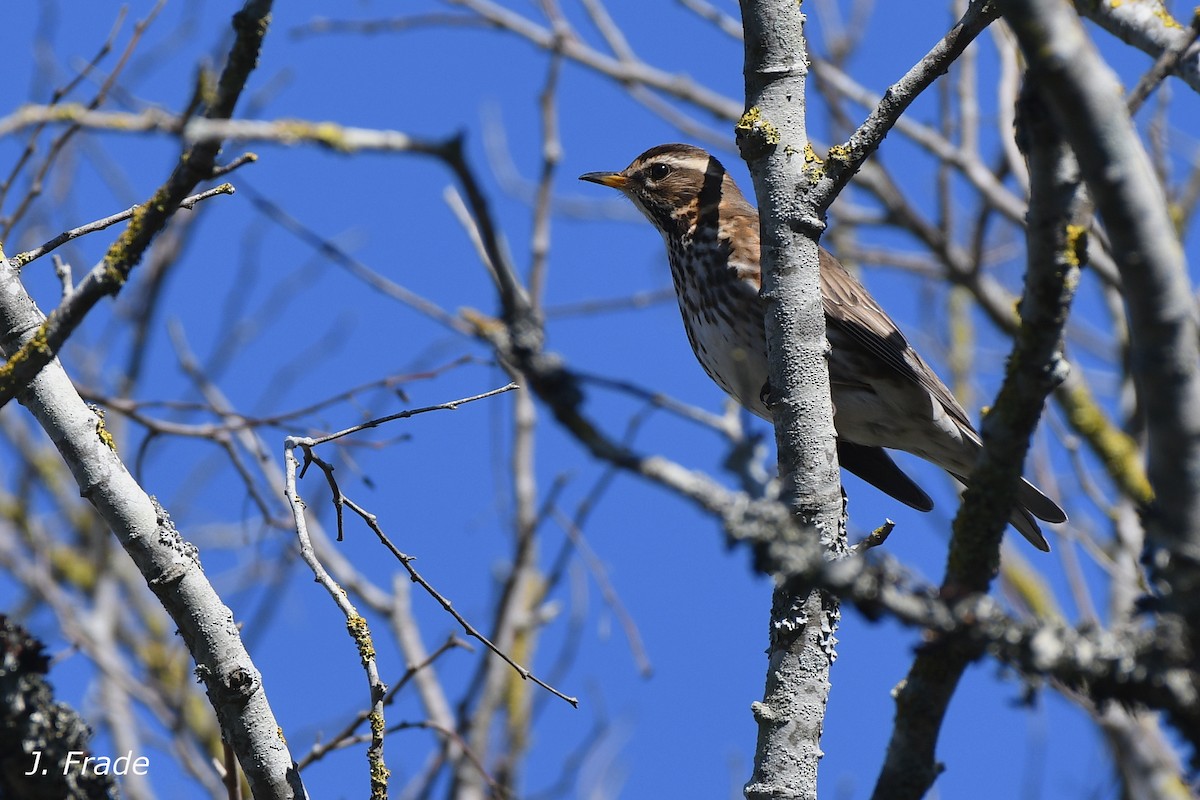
[580,143,1066,550]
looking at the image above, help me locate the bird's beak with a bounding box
[579,171,628,190]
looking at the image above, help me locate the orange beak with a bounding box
[579,171,628,190]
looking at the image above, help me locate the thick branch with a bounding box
[0,250,305,799]
[1001,0,1200,634]
[737,2,843,799]
[871,80,1086,800]
[1076,0,1200,94]
[0,3,306,797]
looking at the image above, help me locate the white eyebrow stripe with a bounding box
[638,155,710,173]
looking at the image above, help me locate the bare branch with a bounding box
[872,80,1086,799]
[1001,0,1200,634]
[809,0,999,214]
[1076,0,1200,94]
[282,443,390,796]
[0,1,275,411]
[11,184,235,269]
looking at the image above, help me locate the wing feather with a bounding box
[818,249,977,436]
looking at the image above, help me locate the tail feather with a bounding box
[1016,477,1067,524]
[841,446,1066,552]
[1009,505,1051,552]
[1012,476,1067,551]
[949,472,1063,552]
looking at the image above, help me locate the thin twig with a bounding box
[2,2,164,237]
[298,383,517,447]
[210,152,259,178]
[242,183,470,335]
[283,442,390,796]
[287,381,576,708]
[852,520,894,553]
[551,508,653,676]
[12,184,235,269]
[0,8,125,215]
[89,355,486,442]
[343,495,579,708]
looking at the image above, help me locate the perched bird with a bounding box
[580,143,1066,550]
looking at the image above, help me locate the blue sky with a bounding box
[1,2,1192,798]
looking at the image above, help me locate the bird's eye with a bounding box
[647,162,672,181]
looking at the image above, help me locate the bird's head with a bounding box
[580,143,751,236]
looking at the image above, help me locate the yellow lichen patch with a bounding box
[346,614,376,665]
[29,325,52,356]
[103,186,175,282]
[1058,379,1154,504]
[103,258,128,287]
[825,142,853,163]
[999,556,1060,621]
[1150,1,1183,28]
[94,407,117,452]
[803,143,823,165]
[735,106,781,146]
[49,544,99,591]
[197,70,217,109]
[46,102,87,123]
[312,122,354,152]
[0,326,45,388]
[369,708,385,737]
[459,306,505,337]
[0,324,53,388]
[1064,224,1088,267]
[736,106,763,131]
[1169,200,1186,235]
[274,119,354,152]
[368,753,391,799]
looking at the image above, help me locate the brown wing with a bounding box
[817,248,978,437]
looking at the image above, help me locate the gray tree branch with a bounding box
[999,0,1200,642]
[737,2,843,798]
[872,79,1087,800]
[0,247,306,797]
